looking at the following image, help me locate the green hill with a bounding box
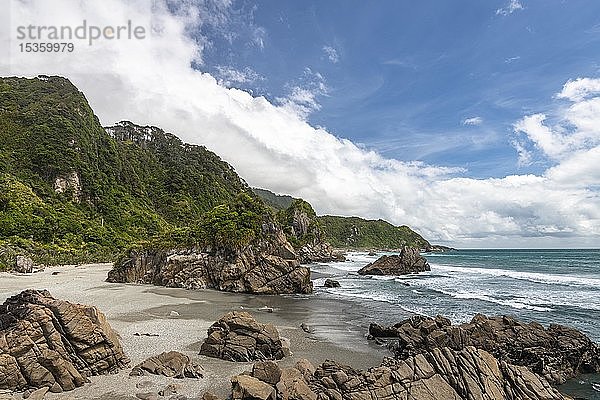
[0,76,250,268]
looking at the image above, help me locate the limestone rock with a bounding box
[107,228,312,295]
[358,247,430,276]
[0,289,129,393]
[14,256,33,273]
[199,312,288,362]
[369,313,600,385]
[130,351,203,379]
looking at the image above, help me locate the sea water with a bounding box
[311,249,600,398]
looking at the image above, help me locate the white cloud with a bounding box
[214,66,263,87]
[510,140,532,166]
[557,77,600,102]
[496,0,524,16]
[322,46,339,63]
[1,0,598,248]
[504,56,521,63]
[277,68,329,118]
[462,116,483,126]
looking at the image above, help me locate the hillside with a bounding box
[252,188,431,250]
[0,76,250,268]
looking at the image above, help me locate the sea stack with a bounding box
[358,246,430,275]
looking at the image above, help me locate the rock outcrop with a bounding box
[358,247,430,276]
[14,255,34,273]
[368,314,600,385]
[107,226,312,295]
[323,279,341,288]
[130,351,203,379]
[229,352,568,400]
[199,312,290,362]
[298,243,346,264]
[0,290,129,393]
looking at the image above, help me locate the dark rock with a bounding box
[51,271,60,276]
[323,279,340,288]
[0,289,129,393]
[357,247,430,275]
[300,323,314,334]
[14,256,33,273]
[130,351,203,379]
[371,313,600,385]
[107,228,312,295]
[199,312,288,362]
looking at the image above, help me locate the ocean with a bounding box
[310,248,600,398]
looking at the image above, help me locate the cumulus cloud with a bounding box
[462,116,483,126]
[496,0,524,16]
[1,0,598,247]
[322,45,339,63]
[277,68,329,118]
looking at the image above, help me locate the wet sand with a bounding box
[0,264,389,399]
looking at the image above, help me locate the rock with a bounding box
[295,359,316,380]
[24,387,48,400]
[169,311,180,317]
[130,351,203,378]
[252,361,282,385]
[0,289,129,393]
[357,247,430,275]
[258,306,274,313]
[202,392,223,400]
[51,271,60,276]
[135,380,154,390]
[136,392,158,400]
[276,367,317,400]
[159,383,182,397]
[14,255,33,273]
[368,251,376,256]
[323,279,340,288]
[371,313,600,385]
[107,226,313,295]
[199,312,287,362]
[231,375,275,400]
[300,323,314,334]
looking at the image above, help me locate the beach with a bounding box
[0,263,389,400]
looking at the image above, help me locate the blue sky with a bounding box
[199,0,600,179]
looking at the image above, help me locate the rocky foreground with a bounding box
[0,290,129,393]
[368,314,600,386]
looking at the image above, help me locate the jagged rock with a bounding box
[24,387,48,400]
[199,312,288,362]
[130,351,203,379]
[357,247,430,275]
[252,361,282,385]
[0,289,129,393]
[107,228,312,295]
[298,243,346,264]
[231,349,567,400]
[323,279,340,288]
[369,313,600,385]
[14,256,33,273]
[231,375,276,400]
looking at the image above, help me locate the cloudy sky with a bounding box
[1,0,599,248]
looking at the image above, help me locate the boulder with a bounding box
[369,313,600,385]
[130,351,203,379]
[231,375,276,400]
[357,247,430,276]
[252,361,282,385]
[199,312,288,362]
[107,228,312,295]
[323,279,340,288]
[0,289,129,393]
[14,256,33,273]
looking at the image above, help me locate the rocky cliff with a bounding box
[0,290,129,393]
[368,314,600,386]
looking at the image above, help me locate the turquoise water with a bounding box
[311,249,600,398]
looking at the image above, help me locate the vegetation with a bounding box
[252,188,295,210]
[318,215,430,250]
[0,76,252,269]
[278,199,322,248]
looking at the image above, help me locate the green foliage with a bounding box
[252,188,295,210]
[0,76,251,267]
[318,215,431,250]
[195,193,270,248]
[278,199,322,249]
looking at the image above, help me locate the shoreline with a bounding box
[0,263,389,399]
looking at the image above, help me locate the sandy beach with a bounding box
[0,263,389,399]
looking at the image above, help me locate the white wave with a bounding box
[434,288,553,312]
[431,263,600,287]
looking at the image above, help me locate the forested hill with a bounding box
[0,76,249,267]
[252,188,431,250]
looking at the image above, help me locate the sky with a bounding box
[1,0,599,248]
